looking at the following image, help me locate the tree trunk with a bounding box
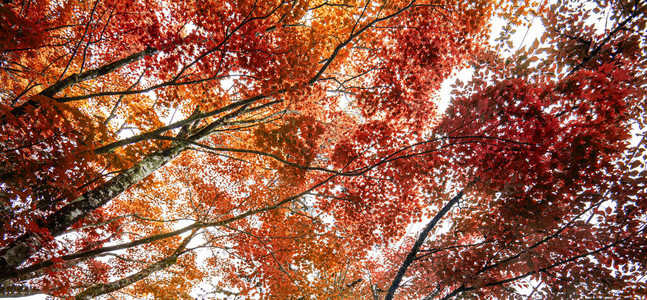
[0,144,185,279]
[1,96,261,282]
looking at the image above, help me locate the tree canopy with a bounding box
[1,0,646,299]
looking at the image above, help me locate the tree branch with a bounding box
[385,178,478,300]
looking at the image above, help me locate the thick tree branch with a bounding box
[3,176,336,282]
[0,284,43,298]
[384,181,476,300]
[43,47,157,98]
[8,47,156,116]
[74,231,195,300]
[93,95,272,154]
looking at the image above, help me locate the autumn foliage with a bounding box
[1,0,646,299]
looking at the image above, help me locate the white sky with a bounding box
[436,16,545,113]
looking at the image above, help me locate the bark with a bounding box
[7,174,335,281]
[0,284,42,298]
[10,47,157,116]
[93,94,268,154]
[7,223,201,281]
[384,190,466,300]
[45,46,156,97]
[0,100,265,281]
[74,233,194,300]
[0,144,185,278]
